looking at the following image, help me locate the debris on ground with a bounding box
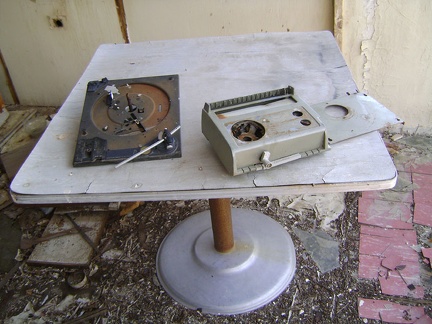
[119,201,144,216]
[0,106,56,180]
[293,227,340,273]
[281,192,346,233]
[0,132,431,323]
[26,210,108,267]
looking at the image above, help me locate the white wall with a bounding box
[336,0,432,133]
[124,0,334,41]
[0,0,333,106]
[0,0,125,106]
[2,1,431,132]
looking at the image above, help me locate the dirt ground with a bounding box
[0,134,431,323]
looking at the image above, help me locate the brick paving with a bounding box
[357,137,432,323]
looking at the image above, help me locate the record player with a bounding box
[202,86,402,176]
[73,75,181,167]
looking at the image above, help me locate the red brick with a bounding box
[358,254,383,279]
[414,190,431,205]
[379,276,424,298]
[362,172,413,203]
[360,236,418,262]
[360,225,417,242]
[412,173,432,206]
[412,173,432,189]
[358,198,413,229]
[381,254,403,270]
[359,254,420,280]
[361,190,413,203]
[359,226,418,263]
[413,203,432,227]
[414,314,432,324]
[411,161,432,175]
[383,262,421,283]
[358,298,425,322]
[422,248,432,259]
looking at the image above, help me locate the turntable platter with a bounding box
[73,75,181,167]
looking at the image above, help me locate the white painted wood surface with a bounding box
[10,32,397,204]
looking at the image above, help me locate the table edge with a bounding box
[10,173,397,205]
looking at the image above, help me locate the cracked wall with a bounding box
[337,0,432,133]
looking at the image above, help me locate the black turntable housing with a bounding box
[73,75,181,167]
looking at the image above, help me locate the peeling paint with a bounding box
[360,0,377,93]
[340,0,432,133]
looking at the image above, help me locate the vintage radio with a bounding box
[202,86,401,175]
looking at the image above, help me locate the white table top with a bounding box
[10,31,397,204]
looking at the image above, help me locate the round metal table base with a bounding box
[156,209,296,315]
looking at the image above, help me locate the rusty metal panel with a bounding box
[73,75,181,167]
